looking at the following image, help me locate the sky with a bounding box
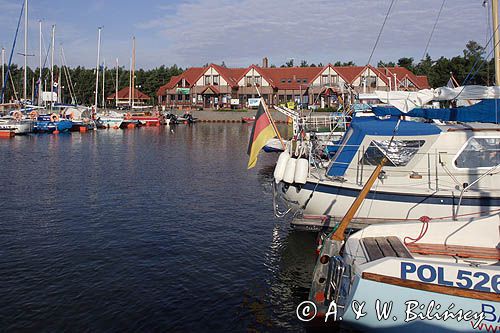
[0,0,492,69]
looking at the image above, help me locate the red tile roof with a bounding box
[414,75,430,89]
[210,64,246,87]
[200,85,221,95]
[333,66,366,84]
[376,66,430,89]
[107,87,150,100]
[259,66,323,90]
[157,64,430,95]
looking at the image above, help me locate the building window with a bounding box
[281,79,286,83]
[332,75,338,84]
[204,75,211,85]
[177,94,182,101]
[213,75,219,85]
[254,76,261,86]
[286,95,292,101]
[322,75,329,86]
[278,95,284,103]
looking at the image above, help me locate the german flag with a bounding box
[247,99,277,169]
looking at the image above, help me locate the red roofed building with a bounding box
[107,87,152,107]
[157,60,430,109]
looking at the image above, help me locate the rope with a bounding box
[366,0,397,65]
[404,216,430,245]
[421,0,446,60]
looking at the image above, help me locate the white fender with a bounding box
[294,158,309,185]
[273,151,290,183]
[283,158,297,184]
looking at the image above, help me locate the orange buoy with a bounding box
[29,110,38,120]
[50,113,60,122]
[127,123,135,129]
[79,126,87,133]
[53,130,60,134]
[113,125,119,129]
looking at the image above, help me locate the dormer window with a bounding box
[213,75,219,85]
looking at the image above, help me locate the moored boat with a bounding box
[0,110,34,134]
[276,113,500,229]
[33,113,73,133]
[307,214,500,332]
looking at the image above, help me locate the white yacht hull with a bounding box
[0,120,33,134]
[99,117,123,128]
[280,180,500,227]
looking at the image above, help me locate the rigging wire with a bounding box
[421,0,446,60]
[1,0,24,103]
[366,0,397,65]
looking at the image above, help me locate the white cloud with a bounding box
[144,0,487,67]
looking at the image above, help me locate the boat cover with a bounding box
[326,117,441,177]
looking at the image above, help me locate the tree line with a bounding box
[0,40,494,105]
[0,64,183,105]
[283,41,493,87]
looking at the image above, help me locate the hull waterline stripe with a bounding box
[301,182,500,206]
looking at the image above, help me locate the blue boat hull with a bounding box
[34,120,73,132]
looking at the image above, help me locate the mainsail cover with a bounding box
[375,85,500,113]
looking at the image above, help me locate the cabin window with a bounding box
[454,137,500,169]
[362,140,425,167]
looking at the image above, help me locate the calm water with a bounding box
[0,124,320,332]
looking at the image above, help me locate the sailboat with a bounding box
[304,2,500,331]
[275,47,500,230]
[33,24,72,133]
[0,0,35,135]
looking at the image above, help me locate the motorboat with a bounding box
[33,113,73,133]
[0,110,34,134]
[97,110,124,129]
[55,104,95,131]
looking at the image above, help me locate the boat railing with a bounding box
[453,162,500,219]
[303,115,348,133]
[325,256,350,309]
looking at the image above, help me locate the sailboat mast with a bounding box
[102,58,105,109]
[38,20,42,106]
[128,57,131,107]
[115,58,118,108]
[493,0,500,85]
[1,48,4,93]
[50,24,55,111]
[131,37,135,109]
[23,0,27,102]
[94,27,102,114]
